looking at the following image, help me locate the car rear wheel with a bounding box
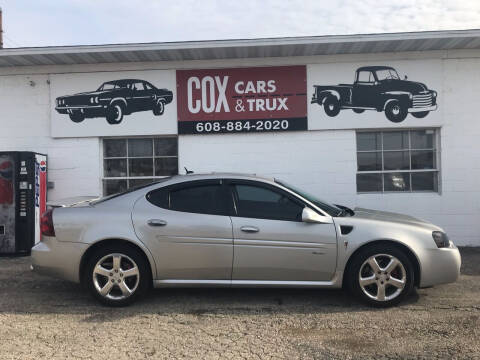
[384,100,407,123]
[323,95,341,117]
[347,245,414,307]
[411,111,429,118]
[85,244,150,306]
[106,103,124,124]
[153,99,165,116]
[69,110,85,123]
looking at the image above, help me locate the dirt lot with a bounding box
[0,248,479,360]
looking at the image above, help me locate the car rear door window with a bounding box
[232,184,303,222]
[170,185,225,215]
[148,182,229,216]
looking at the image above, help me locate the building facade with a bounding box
[1,30,479,245]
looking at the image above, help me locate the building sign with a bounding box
[307,59,443,130]
[176,66,307,134]
[50,70,177,138]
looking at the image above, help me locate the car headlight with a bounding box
[90,97,95,104]
[409,93,413,100]
[95,96,99,104]
[432,90,437,97]
[432,231,449,248]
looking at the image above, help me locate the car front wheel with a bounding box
[69,110,85,123]
[384,100,407,123]
[85,244,150,306]
[347,245,414,307]
[106,103,124,124]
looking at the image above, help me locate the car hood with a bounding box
[58,90,107,99]
[381,79,430,93]
[353,207,433,227]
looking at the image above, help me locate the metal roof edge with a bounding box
[1,29,480,56]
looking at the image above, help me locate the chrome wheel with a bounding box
[392,105,400,115]
[358,254,406,302]
[92,253,140,301]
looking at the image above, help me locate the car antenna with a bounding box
[184,167,194,174]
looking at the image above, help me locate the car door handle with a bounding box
[240,226,259,233]
[147,219,167,227]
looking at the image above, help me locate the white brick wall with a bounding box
[0,50,479,245]
[0,74,101,200]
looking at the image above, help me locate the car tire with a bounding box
[153,99,165,116]
[84,244,151,307]
[353,108,365,114]
[347,244,414,308]
[106,103,124,125]
[323,95,341,117]
[69,111,85,123]
[411,111,429,118]
[384,100,407,123]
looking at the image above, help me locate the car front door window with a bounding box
[232,183,303,221]
[357,71,374,83]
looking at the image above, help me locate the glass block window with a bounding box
[103,137,178,195]
[356,129,439,193]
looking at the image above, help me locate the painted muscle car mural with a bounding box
[311,66,438,123]
[55,79,173,124]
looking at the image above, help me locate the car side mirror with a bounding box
[404,75,408,80]
[302,207,332,224]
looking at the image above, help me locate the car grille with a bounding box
[412,93,433,108]
[62,96,91,106]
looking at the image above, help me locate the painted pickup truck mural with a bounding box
[311,66,438,123]
[55,79,173,125]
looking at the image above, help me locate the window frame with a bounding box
[355,128,441,194]
[102,136,178,196]
[225,179,307,222]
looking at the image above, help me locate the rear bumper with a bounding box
[419,243,461,288]
[31,236,88,283]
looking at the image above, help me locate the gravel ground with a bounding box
[0,247,479,360]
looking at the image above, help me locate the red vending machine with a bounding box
[0,152,47,255]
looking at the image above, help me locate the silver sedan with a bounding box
[32,173,461,307]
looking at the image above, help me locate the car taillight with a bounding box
[41,208,55,237]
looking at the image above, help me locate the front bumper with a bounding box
[56,105,103,110]
[408,105,437,113]
[419,243,461,288]
[31,236,89,283]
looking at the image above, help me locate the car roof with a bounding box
[357,66,395,72]
[169,172,274,183]
[104,79,146,84]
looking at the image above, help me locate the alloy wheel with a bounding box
[92,253,140,300]
[358,253,406,302]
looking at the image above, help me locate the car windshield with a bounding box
[97,82,118,91]
[375,69,400,81]
[97,82,129,91]
[275,179,343,217]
